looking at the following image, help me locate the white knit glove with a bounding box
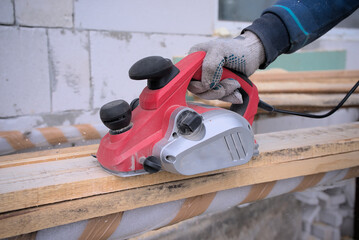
[188,31,265,104]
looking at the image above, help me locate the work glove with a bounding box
[188,31,265,104]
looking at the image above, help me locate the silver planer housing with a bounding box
[153,107,259,175]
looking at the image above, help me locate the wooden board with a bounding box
[259,93,359,107]
[190,93,359,111]
[0,122,358,238]
[0,144,98,168]
[1,123,359,214]
[253,70,359,93]
[256,82,359,93]
[251,70,359,83]
[188,70,359,111]
[1,156,358,238]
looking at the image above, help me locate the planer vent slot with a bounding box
[224,133,246,161]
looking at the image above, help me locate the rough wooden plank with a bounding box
[0,154,358,238]
[0,123,358,238]
[188,70,359,110]
[259,93,359,107]
[252,70,359,93]
[0,144,98,168]
[256,82,359,93]
[251,70,359,82]
[191,93,359,111]
[0,123,358,215]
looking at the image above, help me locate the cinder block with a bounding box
[332,228,340,240]
[75,0,214,35]
[317,191,330,202]
[343,179,355,208]
[15,0,72,27]
[303,222,311,235]
[339,205,354,218]
[48,29,91,112]
[340,217,354,237]
[321,201,339,211]
[325,187,342,196]
[311,222,333,240]
[307,235,320,240]
[320,192,346,210]
[0,114,45,132]
[90,31,212,108]
[302,205,321,225]
[0,0,14,24]
[330,194,346,206]
[319,210,343,227]
[0,27,50,117]
[295,191,319,205]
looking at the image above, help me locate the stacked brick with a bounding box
[295,179,355,240]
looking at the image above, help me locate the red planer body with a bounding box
[96,51,259,177]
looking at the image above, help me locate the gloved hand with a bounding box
[188,31,265,104]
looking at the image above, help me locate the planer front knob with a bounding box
[100,100,132,132]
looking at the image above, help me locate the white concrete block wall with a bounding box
[0,0,215,130]
[75,0,215,35]
[90,31,212,108]
[0,0,358,132]
[0,26,50,117]
[0,0,14,24]
[15,0,73,27]
[48,29,91,111]
[319,29,359,70]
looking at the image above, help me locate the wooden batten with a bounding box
[188,70,359,111]
[0,122,358,238]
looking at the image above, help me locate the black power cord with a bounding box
[258,81,359,119]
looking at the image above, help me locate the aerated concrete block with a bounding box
[339,206,354,218]
[0,0,14,24]
[325,187,342,196]
[302,205,321,225]
[343,179,355,208]
[295,191,319,205]
[312,222,333,240]
[75,0,214,35]
[307,235,320,240]
[332,228,340,240]
[15,0,73,27]
[317,191,330,202]
[319,210,343,227]
[48,29,91,112]
[330,194,346,206]
[341,217,354,237]
[320,193,346,210]
[0,27,50,117]
[90,31,212,108]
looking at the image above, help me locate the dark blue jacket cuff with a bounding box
[243,13,290,69]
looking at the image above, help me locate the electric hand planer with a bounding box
[96,51,260,177]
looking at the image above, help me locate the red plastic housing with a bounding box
[96,51,259,173]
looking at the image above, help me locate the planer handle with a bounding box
[192,63,259,125]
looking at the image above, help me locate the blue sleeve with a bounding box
[244,0,359,68]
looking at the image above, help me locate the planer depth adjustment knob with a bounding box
[177,110,203,135]
[129,56,180,90]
